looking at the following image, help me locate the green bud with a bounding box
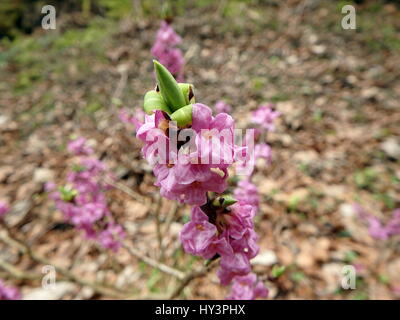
[153,60,186,112]
[178,83,195,105]
[59,186,78,202]
[212,195,237,208]
[170,104,192,127]
[143,90,171,114]
[271,265,286,278]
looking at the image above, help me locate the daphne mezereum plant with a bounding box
[151,21,184,82]
[47,137,126,252]
[133,60,269,299]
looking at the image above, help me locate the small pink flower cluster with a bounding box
[354,204,400,240]
[137,104,237,205]
[48,137,125,252]
[0,201,10,219]
[234,180,260,209]
[0,280,21,300]
[251,104,281,132]
[180,203,260,285]
[227,273,268,300]
[151,21,184,81]
[234,104,278,210]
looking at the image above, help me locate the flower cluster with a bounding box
[180,203,259,285]
[48,137,125,252]
[137,103,238,206]
[134,60,268,299]
[151,21,184,81]
[234,104,278,209]
[234,180,260,209]
[251,104,281,132]
[354,204,400,240]
[0,280,21,300]
[0,201,10,219]
[227,273,268,300]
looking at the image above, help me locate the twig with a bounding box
[0,230,126,298]
[104,177,146,203]
[122,243,185,280]
[162,201,178,235]
[153,195,164,261]
[0,260,41,281]
[169,260,217,299]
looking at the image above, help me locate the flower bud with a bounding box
[59,186,78,202]
[170,104,192,127]
[143,90,171,114]
[153,60,186,112]
[212,195,237,208]
[178,83,195,105]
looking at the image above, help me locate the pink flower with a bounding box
[214,101,232,114]
[154,162,228,205]
[234,180,259,209]
[151,21,184,80]
[180,203,259,285]
[354,204,400,240]
[137,110,172,165]
[50,138,124,252]
[0,202,9,219]
[251,105,280,132]
[227,273,268,300]
[255,143,272,164]
[0,280,21,300]
[192,103,236,168]
[67,137,93,156]
[97,223,126,252]
[180,206,219,259]
[137,105,236,205]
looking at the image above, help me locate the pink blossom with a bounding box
[227,273,268,300]
[234,180,259,209]
[137,105,237,205]
[180,206,219,258]
[255,143,272,164]
[67,137,93,156]
[0,280,21,300]
[151,21,184,80]
[214,101,232,114]
[180,203,259,285]
[0,201,9,219]
[354,204,400,240]
[192,103,237,168]
[154,162,228,205]
[97,223,126,252]
[251,105,280,132]
[49,138,125,251]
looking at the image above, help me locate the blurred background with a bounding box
[0,0,399,299]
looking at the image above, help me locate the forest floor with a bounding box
[0,1,399,299]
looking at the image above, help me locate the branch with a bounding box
[104,177,146,203]
[0,230,127,298]
[122,243,185,280]
[169,260,217,299]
